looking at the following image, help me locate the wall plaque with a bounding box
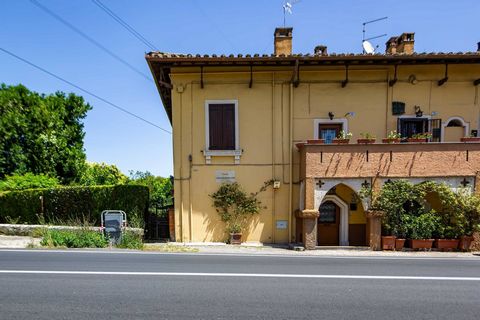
[215,170,236,183]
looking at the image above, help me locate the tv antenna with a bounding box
[282,0,300,27]
[362,16,388,53]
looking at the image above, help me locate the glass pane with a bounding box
[319,202,336,223]
[321,129,337,144]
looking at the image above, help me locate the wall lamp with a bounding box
[328,112,335,120]
[408,74,418,85]
[414,105,423,117]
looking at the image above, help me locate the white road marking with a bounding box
[0,270,479,281]
[0,249,478,261]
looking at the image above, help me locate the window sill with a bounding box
[202,149,243,164]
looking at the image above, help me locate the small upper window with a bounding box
[206,101,237,150]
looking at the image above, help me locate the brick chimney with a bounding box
[314,45,328,56]
[385,32,415,54]
[274,27,293,56]
[385,37,397,54]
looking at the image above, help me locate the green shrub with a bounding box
[116,231,144,250]
[0,184,148,225]
[0,173,59,191]
[41,229,108,248]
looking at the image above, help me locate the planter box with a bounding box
[458,235,474,251]
[382,236,396,250]
[434,239,459,251]
[333,139,350,144]
[410,239,434,250]
[460,137,480,143]
[395,238,406,251]
[357,138,376,144]
[382,138,400,144]
[306,139,325,144]
[407,138,428,143]
[230,233,242,245]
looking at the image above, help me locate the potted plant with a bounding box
[434,226,460,252]
[333,130,352,144]
[357,132,376,144]
[406,211,439,250]
[460,133,480,143]
[382,130,402,144]
[210,181,272,245]
[407,132,432,143]
[455,189,480,251]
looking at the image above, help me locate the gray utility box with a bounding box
[101,210,127,245]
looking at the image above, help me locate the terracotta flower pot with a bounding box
[382,236,396,250]
[395,238,406,251]
[230,233,242,245]
[458,235,474,251]
[382,138,400,144]
[460,137,480,143]
[434,239,460,251]
[333,139,349,144]
[357,138,376,144]
[295,142,306,149]
[306,139,325,144]
[407,138,428,143]
[410,239,434,250]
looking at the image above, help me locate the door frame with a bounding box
[320,195,349,246]
[314,118,349,139]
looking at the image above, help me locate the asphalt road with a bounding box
[0,250,479,320]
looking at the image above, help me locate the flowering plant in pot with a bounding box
[454,188,480,251]
[357,132,376,144]
[407,132,432,143]
[333,130,352,144]
[460,132,480,143]
[382,130,402,144]
[210,180,273,244]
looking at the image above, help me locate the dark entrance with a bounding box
[317,201,340,245]
[319,123,342,144]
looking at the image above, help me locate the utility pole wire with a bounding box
[0,47,171,134]
[30,0,153,82]
[92,0,159,51]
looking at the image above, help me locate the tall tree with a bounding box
[0,84,91,183]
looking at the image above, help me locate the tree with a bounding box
[129,171,172,211]
[79,162,128,186]
[0,84,91,184]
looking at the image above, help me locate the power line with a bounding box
[29,0,153,82]
[91,0,159,52]
[0,47,171,134]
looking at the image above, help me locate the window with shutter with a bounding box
[208,103,236,150]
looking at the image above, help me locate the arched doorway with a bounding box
[315,184,367,246]
[317,200,340,245]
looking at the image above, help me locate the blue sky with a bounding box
[1,0,478,177]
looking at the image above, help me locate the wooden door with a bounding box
[317,201,340,246]
[318,124,342,144]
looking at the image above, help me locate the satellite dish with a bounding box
[362,40,375,54]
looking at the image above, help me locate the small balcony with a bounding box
[297,141,480,180]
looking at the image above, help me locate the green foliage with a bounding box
[386,130,402,139]
[364,180,480,239]
[0,173,59,191]
[0,185,149,226]
[337,130,352,139]
[0,84,91,184]
[210,181,273,234]
[40,229,108,248]
[129,171,172,212]
[116,231,144,250]
[360,132,376,139]
[78,162,128,186]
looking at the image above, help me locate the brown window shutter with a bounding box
[209,103,235,150]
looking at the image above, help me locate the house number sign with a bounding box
[215,170,236,183]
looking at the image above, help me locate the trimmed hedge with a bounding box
[0,185,149,226]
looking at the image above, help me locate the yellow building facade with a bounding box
[147,28,480,249]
